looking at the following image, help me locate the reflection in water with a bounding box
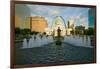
[55,36,65,62]
[20,34,94,64]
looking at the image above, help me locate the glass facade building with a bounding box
[88,8,96,28]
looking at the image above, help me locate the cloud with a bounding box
[49,10,61,15]
[27,4,89,28]
[27,5,49,16]
[32,6,49,12]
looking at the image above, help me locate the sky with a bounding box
[15,4,91,29]
[27,4,90,29]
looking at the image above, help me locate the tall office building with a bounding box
[67,19,74,29]
[15,16,21,28]
[15,4,31,29]
[88,8,96,28]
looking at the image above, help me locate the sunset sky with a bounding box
[15,4,92,29]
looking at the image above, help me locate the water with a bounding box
[22,38,28,48]
[63,35,93,48]
[18,35,94,65]
[22,35,93,49]
[17,41,94,65]
[22,35,54,49]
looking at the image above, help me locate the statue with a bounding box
[57,27,61,37]
[56,27,62,45]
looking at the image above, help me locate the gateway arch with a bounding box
[51,16,66,36]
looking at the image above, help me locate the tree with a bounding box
[15,28,21,34]
[84,27,94,35]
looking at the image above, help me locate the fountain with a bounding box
[22,38,28,48]
[28,38,33,48]
[63,35,92,48]
[22,35,55,49]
